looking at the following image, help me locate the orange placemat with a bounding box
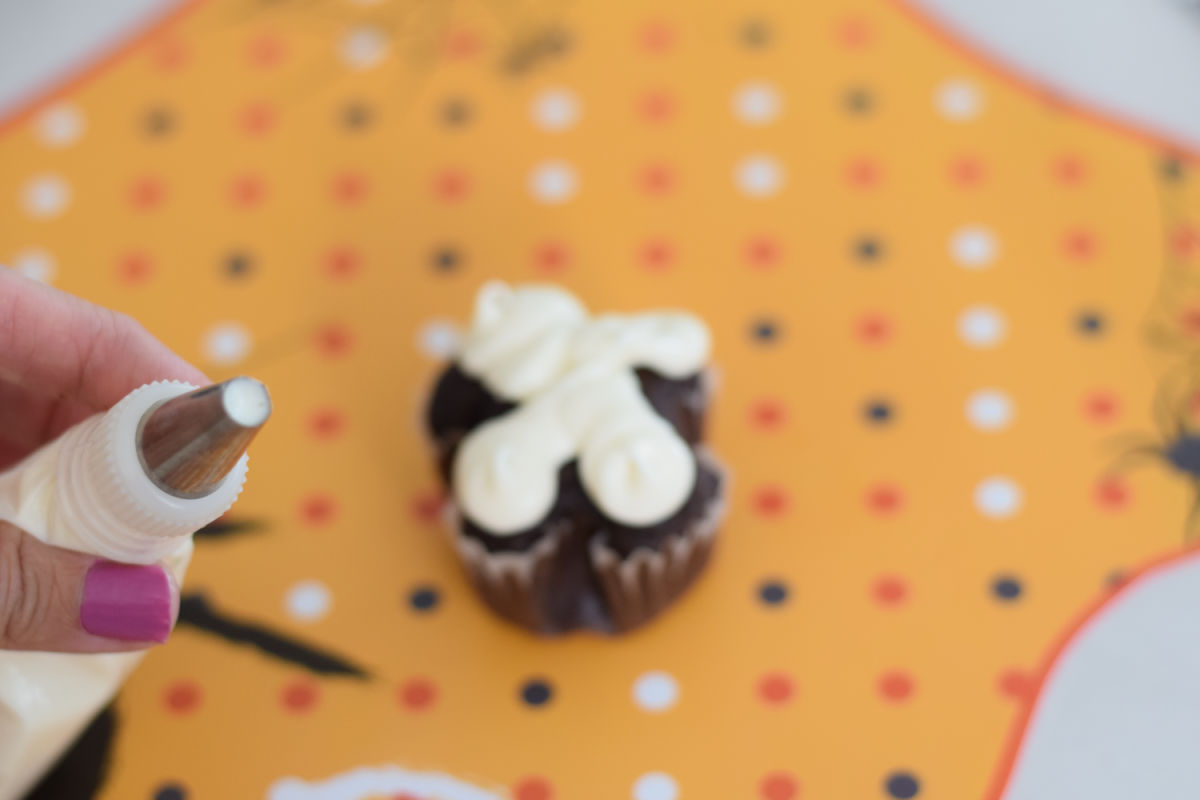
[2,1,1199,798]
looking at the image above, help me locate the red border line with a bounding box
[0,0,203,139]
[887,0,1200,163]
[982,543,1200,799]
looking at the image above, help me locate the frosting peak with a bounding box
[452,282,710,534]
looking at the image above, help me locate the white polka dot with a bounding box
[957,305,1007,349]
[531,88,580,132]
[633,772,678,800]
[22,174,70,219]
[11,248,56,283]
[632,671,679,712]
[35,102,84,148]
[950,225,997,269]
[966,389,1013,431]
[735,155,784,197]
[732,81,781,125]
[974,477,1023,519]
[529,161,578,204]
[202,322,252,366]
[286,580,332,621]
[340,26,389,69]
[936,78,983,121]
[417,319,462,359]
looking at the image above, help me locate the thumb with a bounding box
[0,521,179,652]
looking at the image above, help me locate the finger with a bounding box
[0,521,179,653]
[0,270,208,413]
[0,377,96,467]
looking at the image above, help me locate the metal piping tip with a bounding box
[137,377,272,499]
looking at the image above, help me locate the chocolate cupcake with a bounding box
[426,281,725,635]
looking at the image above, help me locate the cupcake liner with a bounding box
[589,451,727,633]
[450,519,571,633]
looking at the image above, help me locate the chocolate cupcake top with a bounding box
[450,282,711,534]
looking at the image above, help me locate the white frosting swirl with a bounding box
[452,282,710,534]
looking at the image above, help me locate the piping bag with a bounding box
[0,377,271,800]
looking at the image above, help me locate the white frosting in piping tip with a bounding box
[452,282,711,534]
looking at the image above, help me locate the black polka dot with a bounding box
[885,772,920,799]
[992,576,1023,601]
[441,98,472,128]
[750,318,781,344]
[432,247,462,273]
[739,18,772,48]
[520,678,554,707]
[844,87,874,115]
[854,236,884,263]
[1075,310,1106,337]
[1161,156,1185,182]
[864,400,893,424]
[341,101,373,131]
[144,107,174,137]
[154,785,187,800]
[409,586,440,612]
[758,580,789,606]
[224,251,253,279]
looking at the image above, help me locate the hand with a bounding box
[0,270,207,652]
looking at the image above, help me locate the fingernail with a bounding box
[80,562,174,643]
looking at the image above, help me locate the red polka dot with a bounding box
[398,678,437,711]
[298,492,338,526]
[997,668,1032,700]
[117,251,154,285]
[1180,307,1200,338]
[239,102,275,136]
[248,33,286,68]
[753,485,790,517]
[433,169,470,202]
[873,575,909,606]
[163,680,202,714]
[129,176,165,210]
[308,407,346,440]
[866,483,904,515]
[1082,390,1120,424]
[639,239,675,271]
[1063,228,1098,260]
[230,174,267,208]
[314,323,355,357]
[750,399,787,430]
[639,89,675,123]
[757,672,794,706]
[1053,155,1087,186]
[745,235,781,269]
[444,28,481,59]
[759,772,799,800]
[878,671,914,702]
[855,312,893,344]
[1171,224,1200,261]
[412,491,444,524]
[1094,477,1130,511]
[638,163,675,195]
[949,155,986,187]
[280,679,319,713]
[331,172,369,206]
[837,17,873,48]
[324,247,362,280]
[513,776,554,800]
[533,241,571,274]
[639,20,675,53]
[845,157,882,189]
[150,36,188,71]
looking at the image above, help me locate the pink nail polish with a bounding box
[80,562,174,643]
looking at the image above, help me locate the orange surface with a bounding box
[1,1,1199,798]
